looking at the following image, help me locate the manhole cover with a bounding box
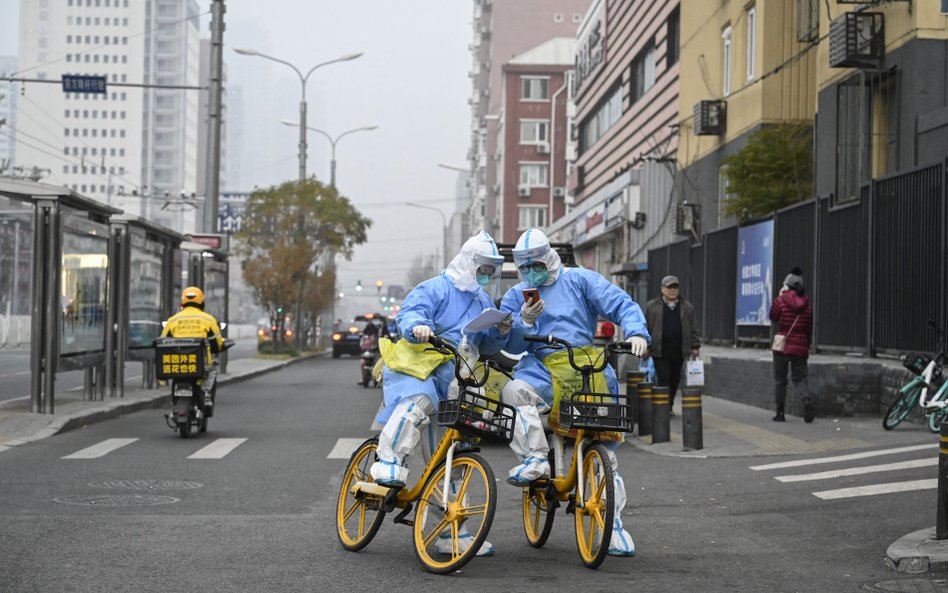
[88,479,203,491]
[53,494,180,506]
[868,579,948,592]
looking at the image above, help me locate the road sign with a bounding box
[188,233,225,250]
[61,75,107,94]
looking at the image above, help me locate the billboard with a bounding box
[735,220,773,326]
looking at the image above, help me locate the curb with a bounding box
[886,527,948,573]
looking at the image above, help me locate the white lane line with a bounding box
[775,457,938,482]
[328,438,368,460]
[62,438,139,459]
[749,444,933,471]
[187,438,247,459]
[813,479,937,500]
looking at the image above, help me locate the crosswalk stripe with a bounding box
[813,479,937,500]
[187,438,247,459]
[749,444,933,471]
[775,457,938,482]
[328,438,368,460]
[62,438,138,459]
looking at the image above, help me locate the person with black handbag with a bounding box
[769,268,814,422]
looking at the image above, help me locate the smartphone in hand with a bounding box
[522,288,540,306]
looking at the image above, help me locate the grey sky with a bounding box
[1,0,472,322]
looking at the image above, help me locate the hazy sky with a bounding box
[0,0,472,320]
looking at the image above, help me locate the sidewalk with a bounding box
[0,352,323,452]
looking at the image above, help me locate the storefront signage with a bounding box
[735,220,774,326]
[573,0,605,97]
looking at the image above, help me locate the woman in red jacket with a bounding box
[769,267,815,422]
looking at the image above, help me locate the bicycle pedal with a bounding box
[566,494,576,515]
[392,504,414,527]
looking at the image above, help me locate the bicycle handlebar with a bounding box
[523,334,634,374]
[426,336,491,388]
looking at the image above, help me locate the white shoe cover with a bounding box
[604,448,635,557]
[507,456,550,486]
[370,395,434,486]
[435,528,494,557]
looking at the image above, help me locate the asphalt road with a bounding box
[0,339,260,404]
[0,354,942,592]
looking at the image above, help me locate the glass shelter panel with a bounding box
[128,229,164,349]
[60,209,109,355]
[204,259,227,323]
[0,195,34,349]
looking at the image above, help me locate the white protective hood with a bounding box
[512,228,563,286]
[444,231,504,293]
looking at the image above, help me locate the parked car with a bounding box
[332,313,389,358]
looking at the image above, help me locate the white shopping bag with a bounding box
[685,359,705,387]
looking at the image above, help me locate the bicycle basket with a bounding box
[437,388,516,444]
[155,337,206,380]
[902,352,932,375]
[559,391,634,433]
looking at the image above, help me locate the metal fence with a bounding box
[644,159,948,354]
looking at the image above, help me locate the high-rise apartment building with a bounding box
[0,56,18,171]
[14,0,200,231]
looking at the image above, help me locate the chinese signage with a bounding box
[160,352,200,377]
[62,75,107,94]
[735,220,774,326]
[573,0,605,97]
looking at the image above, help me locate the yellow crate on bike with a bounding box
[437,388,516,444]
[154,337,206,380]
[559,391,634,433]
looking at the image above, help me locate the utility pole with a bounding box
[202,0,225,233]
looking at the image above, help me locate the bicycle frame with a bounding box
[548,429,593,507]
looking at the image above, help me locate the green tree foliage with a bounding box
[234,179,371,346]
[721,123,813,222]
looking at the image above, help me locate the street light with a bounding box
[406,202,448,268]
[280,120,378,188]
[234,48,363,182]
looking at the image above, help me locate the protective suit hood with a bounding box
[444,231,504,293]
[513,228,562,286]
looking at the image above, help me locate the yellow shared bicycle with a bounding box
[335,336,517,574]
[518,334,636,569]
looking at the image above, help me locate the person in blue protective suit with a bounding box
[499,228,650,557]
[369,231,517,557]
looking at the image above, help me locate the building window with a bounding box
[521,77,550,101]
[666,7,680,68]
[722,25,733,96]
[579,83,622,153]
[746,6,756,82]
[629,40,656,105]
[518,206,547,230]
[553,13,563,23]
[836,77,872,204]
[519,120,549,144]
[572,13,583,23]
[519,163,549,187]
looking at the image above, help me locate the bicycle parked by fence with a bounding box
[516,334,637,569]
[335,336,516,574]
[884,321,948,433]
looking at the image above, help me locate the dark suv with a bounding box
[332,313,388,358]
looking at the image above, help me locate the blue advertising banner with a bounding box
[735,220,774,326]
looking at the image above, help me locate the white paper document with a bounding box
[463,308,512,333]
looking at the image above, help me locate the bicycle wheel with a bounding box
[522,456,556,548]
[929,409,947,433]
[336,437,387,551]
[413,452,496,574]
[882,384,922,431]
[574,443,614,569]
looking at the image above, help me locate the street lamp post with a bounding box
[406,202,448,268]
[279,121,378,188]
[234,48,363,182]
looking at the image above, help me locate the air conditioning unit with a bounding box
[552,186,565,198]
[693,100,726,136]
[517,185,531,197]
[537,142,550,155]
[829,12,884,69]
[675,202,700,236]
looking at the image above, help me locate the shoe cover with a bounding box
[507,456,550,486]
[435,528,494,557]
[604,448,636,557]
[370,395,434,486]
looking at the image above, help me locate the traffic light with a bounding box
[375,279,384,293]
[356,280,363,292]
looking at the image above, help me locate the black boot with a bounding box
[773,408,785,422]
[803,398,816,423]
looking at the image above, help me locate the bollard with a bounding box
[651,386,670,444]
[938,419,948,539]
[681,387,703,451]
[626,371,646,430]
[637,382,653,437]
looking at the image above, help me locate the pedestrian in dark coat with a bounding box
[769,267,814,422]
[644,275,701,414]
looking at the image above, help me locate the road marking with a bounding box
[371,403,385,432]
[62,438,138,459]
[329,438,368,460]
[749,444,933,471]
[187,438,247,459]
[813,479,937,500]
[775,457,938,482]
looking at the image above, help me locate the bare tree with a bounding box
[405,253,440,288]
